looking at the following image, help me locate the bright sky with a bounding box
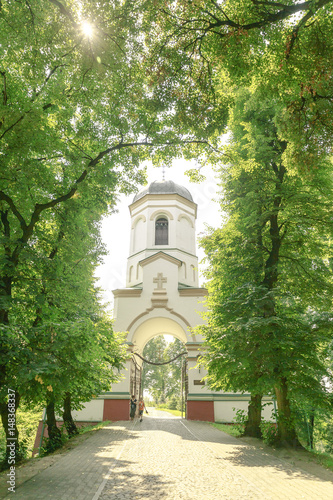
[94,160,222,313]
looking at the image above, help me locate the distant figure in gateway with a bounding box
[138,398,148,422]
[130,395,137,421]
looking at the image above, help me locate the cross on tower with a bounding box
[153,273,167,290]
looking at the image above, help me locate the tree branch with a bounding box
[0,115,26,140]
[0,70,7,108]
[164,0,332,41]
[279,253,328,285]
[285,8,314,59]
[0,191,27,232]
[48,0,78,27]
[5,136,214,265]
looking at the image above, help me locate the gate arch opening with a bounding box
[130,318,188,403]
[131,317,188,354]
[137,333,188,416]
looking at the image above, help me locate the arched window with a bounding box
[155,217,168,245]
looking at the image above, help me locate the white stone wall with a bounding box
[70,400,104,422]
[214,399,275,423]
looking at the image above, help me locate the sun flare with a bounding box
[81,21,93,38]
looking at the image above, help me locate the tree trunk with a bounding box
[274,377,302,448]
[307,408,315,450]
[45,395,62,454]
[63,393,78,437]
[244,393,262,438]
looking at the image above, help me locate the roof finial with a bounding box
[162,165,165,181]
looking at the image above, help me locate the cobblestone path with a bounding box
[4,409,333,499]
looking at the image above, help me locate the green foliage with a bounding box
[198,89,333,446]
[1,0,222,443]
[211,423,243,438]
[0,405,43,464]
[0,193,127,417]
[156,395,183,412]
[40,431,66,457]
[39,420,113,457]
[323,426,333,454]
[260,422,280,447]
[232,408,246,435]
[141,336,185,403]
[142,0,333,447]
[78,420,112,435]
[168,395,180,411]
[308,412,333,454]
[147,0,333,171]
[155,407,182,417]
[1,0,333,453]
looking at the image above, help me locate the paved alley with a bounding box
[4,409,333,499]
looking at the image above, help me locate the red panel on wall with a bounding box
[103,399,130,421]
[187,400,214,422]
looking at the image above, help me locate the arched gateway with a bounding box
[103,180,212,421]
[70,180,273,424]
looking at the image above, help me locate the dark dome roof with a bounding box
[132,180,193,203]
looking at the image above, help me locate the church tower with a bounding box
[67,179,274,425]
[106,179,212,421]
[127,180,199,289]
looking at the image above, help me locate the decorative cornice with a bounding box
[126,305,192,332]
[139,251,182,268]
[130,193,197,216]
[179,288,208,297]
[186,393,273,401]
[151,298,169,308]
[99,392,131,400]
[113,288,142,298]
[186,346,202,352]
[128,248,197,260]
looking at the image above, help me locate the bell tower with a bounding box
[106,179,212,421]
[60,179,275,426]
[126,180,199,289]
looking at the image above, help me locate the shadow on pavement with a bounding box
[99,457,171,499]
[132,413,333,486]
